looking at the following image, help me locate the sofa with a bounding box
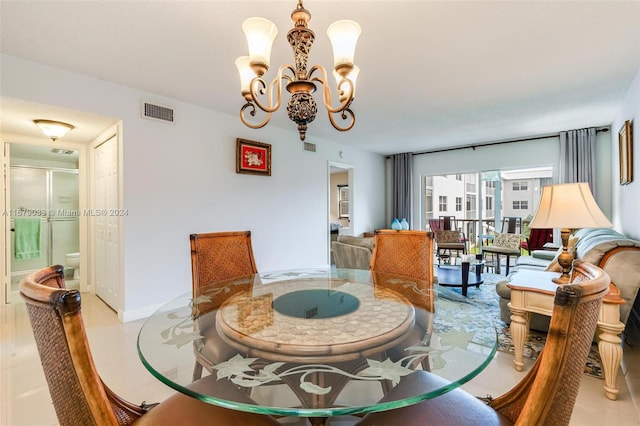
[331,235,374,270]
[496,227,640,332]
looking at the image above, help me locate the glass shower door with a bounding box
[9,167,79,277]
[51,170,79,266]
[10,167,49,273]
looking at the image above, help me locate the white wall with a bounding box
[612,66,640,240]
[411,133,613,231]
[1,55,386,319]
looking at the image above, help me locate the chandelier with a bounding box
[236,1,361,141]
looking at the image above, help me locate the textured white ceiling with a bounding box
[1,0,639,155]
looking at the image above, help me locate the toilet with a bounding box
[65,252,80,280]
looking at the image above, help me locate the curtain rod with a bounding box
[404,127,609,157]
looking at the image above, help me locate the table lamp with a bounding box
[529,182,612,284]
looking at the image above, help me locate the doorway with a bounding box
[3,143,83,303]
[327,161,354,265]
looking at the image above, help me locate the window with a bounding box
[466,194,476,212]
[438,196,447,212]
[425,188,433,217]
[513,200,528,210]
[338,185,349,218]
[455,174,462,181]
[455,197,462,212]
[485,196,493,211]
[512,181,528,191]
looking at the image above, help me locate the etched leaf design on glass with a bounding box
[300,381,332,395]
[358,358,414,382]
[214,354,258,380]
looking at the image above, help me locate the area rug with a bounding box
[434,273,603,379]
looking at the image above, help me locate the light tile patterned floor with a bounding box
[1,291,639,425]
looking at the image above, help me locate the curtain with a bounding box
[559,127,596,193]
[392,153,413,226]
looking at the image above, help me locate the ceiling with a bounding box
[1,0,639,156]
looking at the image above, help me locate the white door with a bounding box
[94,134,120,310]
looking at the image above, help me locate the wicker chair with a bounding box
[370,229,434,282]
[189,231,258,380]
[370,229,435,371]
[356,260,610,426]
[19,265,279,426]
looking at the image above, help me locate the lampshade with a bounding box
[235,56,254,95]
[242,17,278,70]
[530,182,612,229]
[327,20,361,70]
[33,119,74,141]
[333,65,359,99]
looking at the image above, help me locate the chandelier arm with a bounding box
[240,102,272,129]
[309,65,354,114]
[250,64,295,113]
[327,107,356,132]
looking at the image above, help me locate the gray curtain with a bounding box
[559,127,596,192]
[392,153,413,226]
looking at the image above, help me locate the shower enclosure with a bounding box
[9,165,79,287]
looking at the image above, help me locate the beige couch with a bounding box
[331,235,374,270]
[496,227,640,332]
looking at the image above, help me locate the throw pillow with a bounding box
[435,230,462,243]
[493,232,522,249]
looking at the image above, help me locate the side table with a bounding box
[507,269,625,400]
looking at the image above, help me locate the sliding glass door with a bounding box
[423,167,553,251]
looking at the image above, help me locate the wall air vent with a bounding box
[142,101,174,123]
[303,142,316,152]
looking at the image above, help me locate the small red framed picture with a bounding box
[236,138,271,176]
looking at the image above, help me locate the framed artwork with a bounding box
[236,138,271,176]
[619,120,633,185]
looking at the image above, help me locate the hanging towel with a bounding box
[14,217,41,260]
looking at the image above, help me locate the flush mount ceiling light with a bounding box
[236,0,361,141]
[51,148,75,155]
[33,119,75,141]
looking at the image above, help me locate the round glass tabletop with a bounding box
[137,268,497,418]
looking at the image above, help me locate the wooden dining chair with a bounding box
[189,231,258,380]
[370,229,434,282]
[20,265,279,426]
[356,260,609,426]
[370,230,435,372]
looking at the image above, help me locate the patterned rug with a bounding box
[435,273,603,379]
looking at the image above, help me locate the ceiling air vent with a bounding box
[142,101,174,123]
[303,142,316,152]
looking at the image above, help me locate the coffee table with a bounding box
[436,261,484,296]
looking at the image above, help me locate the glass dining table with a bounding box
[137,268,497,424]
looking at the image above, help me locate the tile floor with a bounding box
[1,290,639,425]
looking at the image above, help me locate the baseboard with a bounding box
[118,302,164,323]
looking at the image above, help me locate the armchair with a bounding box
[482,232,523,275]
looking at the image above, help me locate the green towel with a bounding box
[14,217,41,260]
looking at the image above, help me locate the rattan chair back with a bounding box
[190,231,257,293]
[493,260,610,424]
[189,231,258,380]
[19,265,142,426]
[356,260,609,426]
[370,229,434,282]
